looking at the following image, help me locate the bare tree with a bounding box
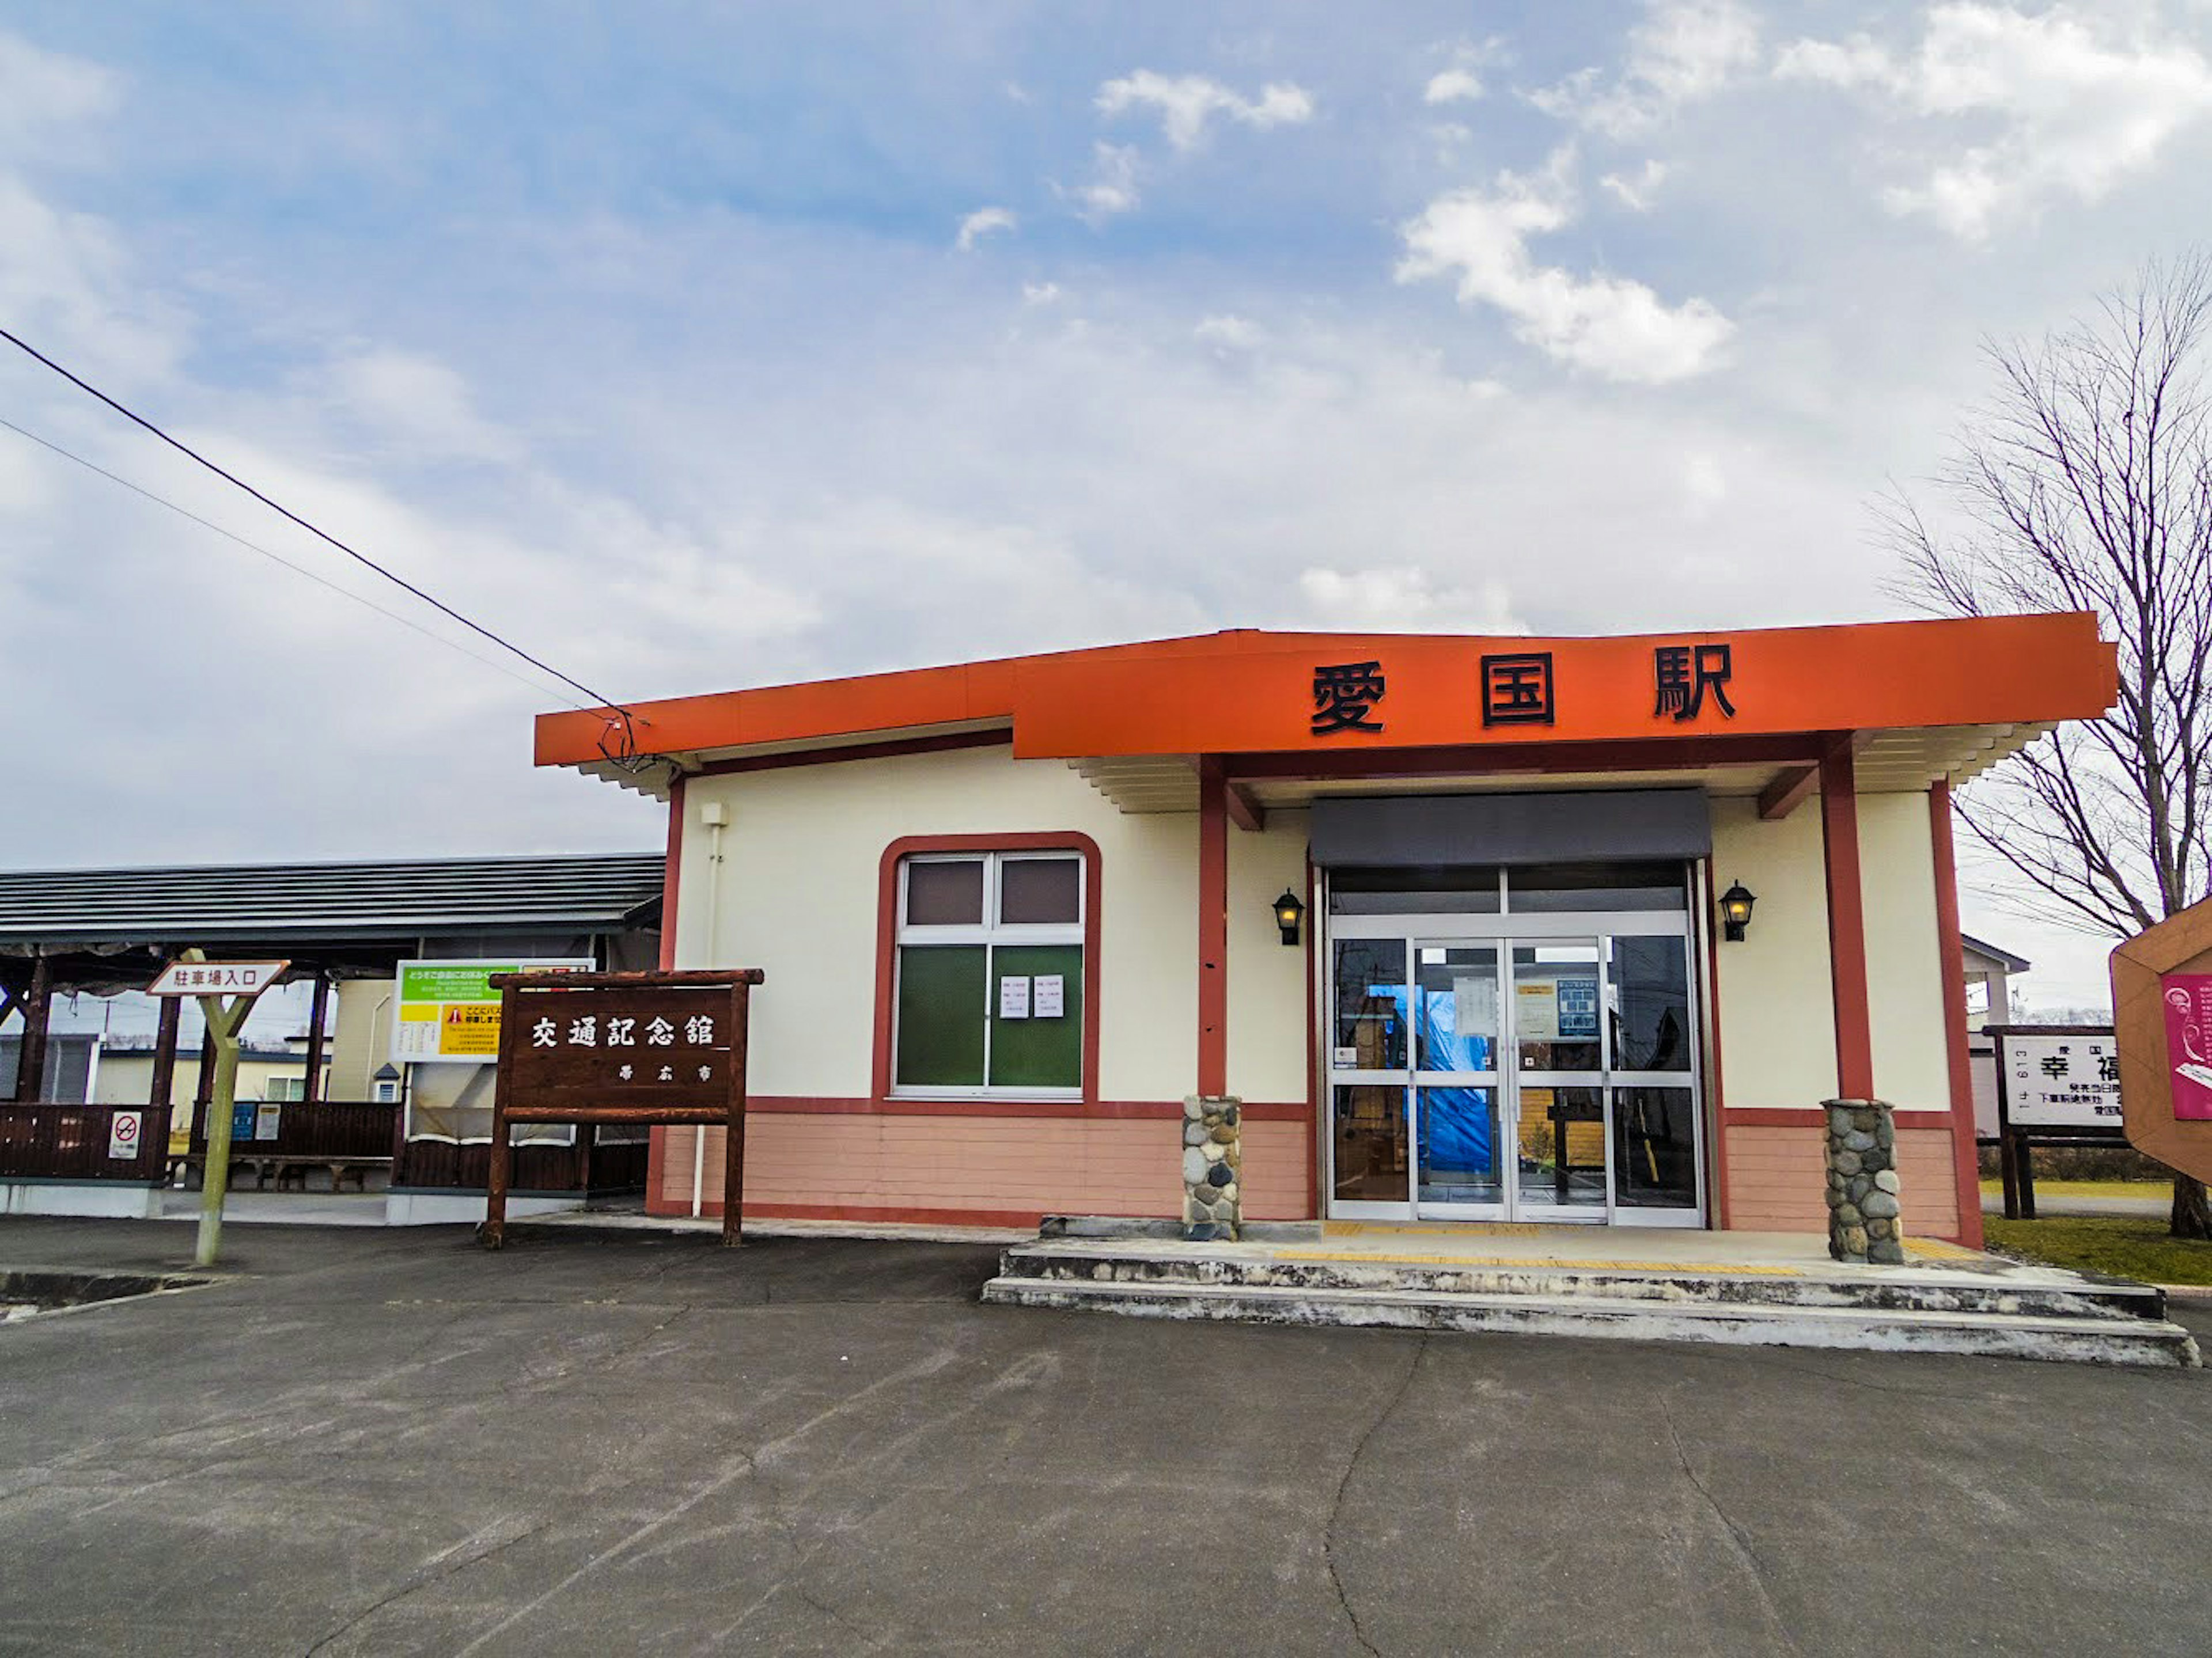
[1888,254,2212,1239]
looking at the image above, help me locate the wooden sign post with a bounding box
[147,952,291,1268]
[481,969,764,1249]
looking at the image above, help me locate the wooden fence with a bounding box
[0,1103,173,1181]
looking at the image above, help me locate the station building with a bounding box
[535,613,2119,1247]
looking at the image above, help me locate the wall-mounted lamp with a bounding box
[1718,880,1758,943]
[1272,889,1306,947]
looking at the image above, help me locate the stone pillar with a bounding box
[1825,1098,1904,1264]
[1182,1095,1241,1242]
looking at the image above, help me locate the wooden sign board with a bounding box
[482,969,764,1249]
[148,959,290,997]
[2111,896,2212,1185]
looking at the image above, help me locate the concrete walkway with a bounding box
[3,1219,2211,1655]
[1983,1192,2169,1218]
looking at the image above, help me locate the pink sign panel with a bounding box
[2165,973,2212,1121]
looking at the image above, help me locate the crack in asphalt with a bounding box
[1657,1390,1805,1656]
[1323,1334,1427,1658]
[305,1514,550,1656]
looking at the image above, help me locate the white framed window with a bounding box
[372,1080,401,1104]
[892,851,1085,1098]
[265,1076,307,1102]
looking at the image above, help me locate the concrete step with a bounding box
[996,1244,2169,1323]
[980,1273,2203,1367]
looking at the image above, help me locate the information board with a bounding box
[392,958,593,1064]
[1999,1032,2122,1128]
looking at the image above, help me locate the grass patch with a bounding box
[1983,1214,2212,1286]
[1978,1178,2169,1200]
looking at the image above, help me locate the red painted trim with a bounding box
[1819,733,1877,1099]
[1758,764,1819,821]
[1304,852,1321,1222]
[1703,855,1731,1231]
[694,728,1010,777]
[742,1200,1048,1227]
[1929,782,1986,1248]
[743,1095,1311,1121]
[1724,1107,1832,1127]
[869,832,1104,1109]
[1224,733,1822,783]
[1722,1107,1959,1126]
[660,773,685,971]
[1226,783,1266,833]
[1196,756,1229,1097]
[646,773,687,1194]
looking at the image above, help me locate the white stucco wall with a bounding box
[1711,787,1953,1114]
[1710,795,1839,1110]
[1228,806,1312,1106]
[677,746,1306,1105]
[1857,790,1952,1112]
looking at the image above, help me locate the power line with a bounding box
[0,324,638,756]
[0,414,594,710]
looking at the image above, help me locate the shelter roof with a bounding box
[1960,933,2033,973]
[536,614,2119,810]
[0,853,664,956]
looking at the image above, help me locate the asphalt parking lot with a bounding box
[2,1219,2208,1657]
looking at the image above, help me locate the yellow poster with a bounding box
[438,1003,502,1057]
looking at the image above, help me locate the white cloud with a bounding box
[1096,70,1315,150]
[1533,1,1760,136]
[1425,68,1487,106]
[1064,142,1143,222]
[1295,566,1525,633]
[1424,38,1507,106]
[955,206,1017,252]
[1397,148,1734,384]
[1600,158,1671,211]
[1194,314,1262,351]
[0,30,117,150]
[1021,281,1062,306]
[324,347,522,465]
[1777,3,2212,240]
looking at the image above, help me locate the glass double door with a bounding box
[1328,920,1703,1225]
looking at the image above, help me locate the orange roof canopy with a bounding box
[535,614,2118,769]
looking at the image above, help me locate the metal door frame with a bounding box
[1320,881,1706,1226]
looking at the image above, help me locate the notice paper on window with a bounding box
[1453,975,1491,1038]
[998,975,1031,1019]
[1033,974,1065,1018]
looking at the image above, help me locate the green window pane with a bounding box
[896,946,986,1086]
[988,944,1084,1089]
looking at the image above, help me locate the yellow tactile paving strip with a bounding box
[1327,1221,1548,1238]
[1903,1237,1982,1261]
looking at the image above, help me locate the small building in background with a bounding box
[1961,933,2031,1142]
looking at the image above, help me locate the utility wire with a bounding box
[0,324,638,754]
[0,414,594,711]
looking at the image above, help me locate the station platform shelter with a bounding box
[0,854,661,1219]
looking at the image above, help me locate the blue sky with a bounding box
[6,1,2212,1017]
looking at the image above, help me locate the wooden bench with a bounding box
[168,1153,391,1193]
[270,1156,387,1194]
